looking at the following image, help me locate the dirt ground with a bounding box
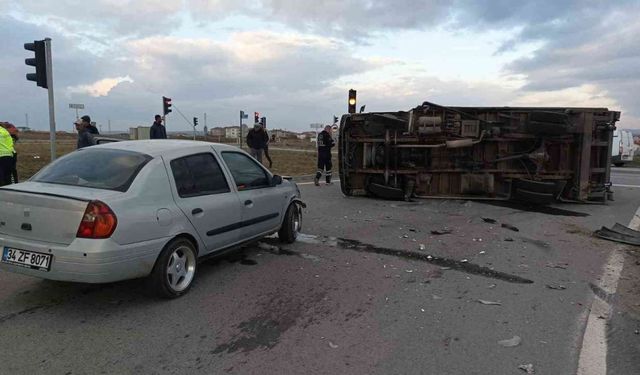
[13,135,333,181]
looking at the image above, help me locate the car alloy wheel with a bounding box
[150,238,198,298]
[166,245,196,292]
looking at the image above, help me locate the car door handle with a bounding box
[244,200,253,206]
[191,208,203,215]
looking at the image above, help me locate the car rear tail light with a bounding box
[77,200,118,239]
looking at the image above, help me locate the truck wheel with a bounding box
[278,204,300,243]
[149,238,197,298]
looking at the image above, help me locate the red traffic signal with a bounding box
[163,96,172,115]
[254,112,260,123]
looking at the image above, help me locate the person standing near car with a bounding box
[81,115,99,135]
[246,123,268,164]
[75,118,96,149]
[0,124,15,186]
[150,114,167,139]
[314,125,335,186]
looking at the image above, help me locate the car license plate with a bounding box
[1,246,52,271]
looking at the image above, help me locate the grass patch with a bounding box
[14,140,334,181]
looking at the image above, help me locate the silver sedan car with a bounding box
[0,141,304,298]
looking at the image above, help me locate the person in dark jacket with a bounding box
[75,119,96,149]
[314,125,335,186]
[246,123,269,164]
[150,115,167,139]
[81,115,99,135]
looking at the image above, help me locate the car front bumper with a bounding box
[0,235,169,283]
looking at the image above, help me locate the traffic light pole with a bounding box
[239,112,243,149]
[44,38,56,161]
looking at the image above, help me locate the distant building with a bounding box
[297,131,317,140]
[209,127,225,137]
[225,125,249,139]
[130,126,151,140]
[272,129,297,140]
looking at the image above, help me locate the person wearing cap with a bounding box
[150,114,167,139]
[246,122,269,164]
[0,124,15,186]
[75,118,96,149]
[81,115,99,135]
[314,125,335,186]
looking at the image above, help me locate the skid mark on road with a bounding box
[481,201,589,217]
[285,234,533,284]
[212,292,326,355]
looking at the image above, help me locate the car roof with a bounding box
[89,140,241,157]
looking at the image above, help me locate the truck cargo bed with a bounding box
[338,101,620,203]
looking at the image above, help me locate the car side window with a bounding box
[221,152,270,190]
[170,153,230,197]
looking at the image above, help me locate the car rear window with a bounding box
[32,148,152,192]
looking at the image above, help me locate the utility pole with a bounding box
[45,38,56,161]
[108,119,111,133]
[204,112,207,141]
[25,113,29,127]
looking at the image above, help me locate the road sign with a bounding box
[310,123,324,129]
[68,103,84,109]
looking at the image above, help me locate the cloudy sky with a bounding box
[1,0,638,133]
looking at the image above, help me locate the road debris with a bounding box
[257,242,281,253]
[432,295,443,300]
[546,284,567,290]
[498,335,522,347]
[482,218,497,224]
[487,284,497,289]
[504,237,514,242]
[418,244,426,251]
[431,229,452,235]
[546,262,569,269]
[478,299,502,306]
[301,254,321,262]
[594,223,640,246]
[501,223,520,232]
[518,363,535,373]
[328,341,338,349]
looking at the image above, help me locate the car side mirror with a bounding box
[272,175,283,186]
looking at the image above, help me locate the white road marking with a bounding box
[612,184,640,188]
[577,204,640,375]
[297,180,340,186]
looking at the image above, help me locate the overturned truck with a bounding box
[338,102,620,204]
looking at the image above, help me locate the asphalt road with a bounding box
[1,183,639,374]
[611,166,640,188]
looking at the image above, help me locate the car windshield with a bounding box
[31,148,152,192]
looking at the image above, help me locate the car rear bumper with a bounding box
[0,235,169,283]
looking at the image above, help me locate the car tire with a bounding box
[149,238,197,299]
[278,203,300,244]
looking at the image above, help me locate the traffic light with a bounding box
[163,96,172,115]
[260,117,266,128]
[193,117,198,127]
[348,89,356,114]
[254,112,260,123]
[24,40,47,88]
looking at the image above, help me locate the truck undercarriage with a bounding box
[338,102,620,204]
